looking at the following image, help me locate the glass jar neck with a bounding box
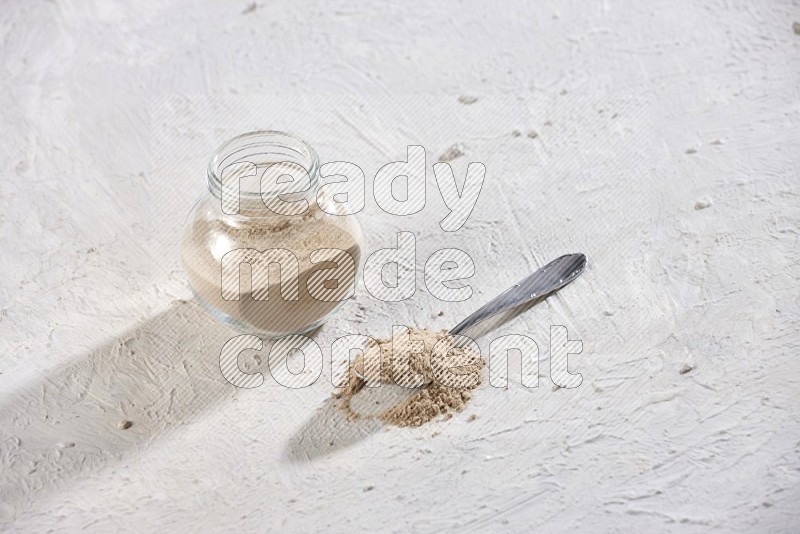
[206,130,320,218]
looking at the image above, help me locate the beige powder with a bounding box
[335,328,485,427]
[182,199,363,335]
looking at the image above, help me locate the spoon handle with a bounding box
[449,253,587,336]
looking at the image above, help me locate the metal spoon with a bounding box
[352,253,587,382]
[449,252,587,336]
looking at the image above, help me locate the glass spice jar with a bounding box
[181,131,364,336]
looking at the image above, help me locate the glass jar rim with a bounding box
[206,130,321,201]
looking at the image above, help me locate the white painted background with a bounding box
[1,0,799,531]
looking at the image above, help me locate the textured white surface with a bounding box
[1,0,799,532]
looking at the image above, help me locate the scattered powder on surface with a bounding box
[439,143,465,162]
[335,328,485,427]
[694,197,713,210]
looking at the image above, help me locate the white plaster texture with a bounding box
[0,0,799,532]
